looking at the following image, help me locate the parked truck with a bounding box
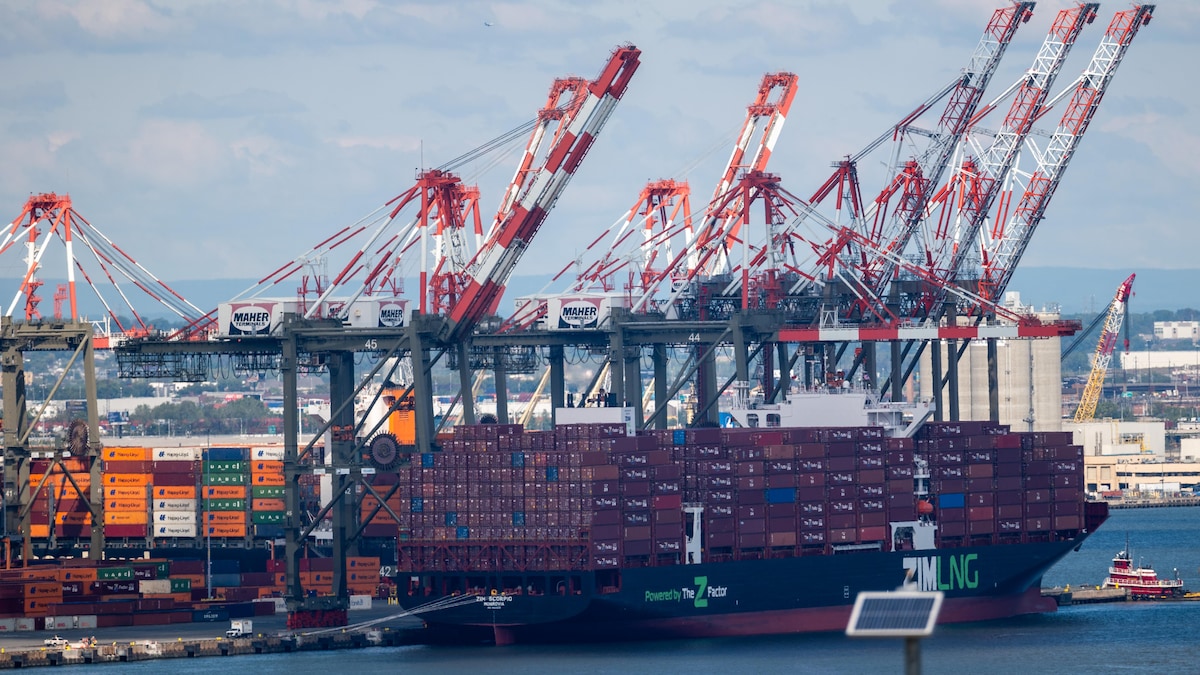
[226,619,253,638]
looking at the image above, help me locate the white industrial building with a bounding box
[1066,419,1166,457]
[1153,321,1200,341]
[917,296,1062,432]
[1120,350,1200,370]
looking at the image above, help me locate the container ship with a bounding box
[387,394,1106,645]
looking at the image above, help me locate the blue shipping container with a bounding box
[203,447,249,461]
[410,497,424,513]
[673,430,687,445]
[420,453,435,468]
[193,608,229,622]
[939,493,966,509]
[456,526,470,539]
[511,452,525,468]
[211,559,241,574]
[445,512,457,526]
[765,487,796,504]
[512,512,525,526]
[546,467,559,482]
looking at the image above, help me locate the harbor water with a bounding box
[68,507,1200,674]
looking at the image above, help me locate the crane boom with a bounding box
[933,3,1100,303]
[445,45,641,342]
[981,5,1155,302]
[1074,273,1134,422]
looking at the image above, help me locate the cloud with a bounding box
[142,89,306,119]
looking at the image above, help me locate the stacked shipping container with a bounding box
[27,458,92,539]
[394,421,1092,573]
[152,448,200,538]
[102,447,152,538]
[203,448,250,540]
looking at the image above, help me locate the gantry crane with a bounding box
[979,4,1155,304]
[1075,273,1135,422]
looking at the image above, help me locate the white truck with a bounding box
[225,619,253,638]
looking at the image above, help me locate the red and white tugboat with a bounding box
[1103,541,1185,599]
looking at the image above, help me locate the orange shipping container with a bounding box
[104,486,146,500]
[251,499,286,511]
[205,511,246,525]
[23,598,52,616]
[59,568,97,582]
[206,524,246,537]
[19,569,58,581]
[205,486,246,499]
[104,511,148,525]
[23,582,62,598]
[55,512,93,526]
[106,499,148,512]
[251,461,284,475]
[29,524,50,538]
[252,473,285,486]
[154,486,196,499]
[104,473,149,487]
[103,447,151,461]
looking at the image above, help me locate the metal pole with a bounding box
[906,636,921,675]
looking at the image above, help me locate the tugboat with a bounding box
[1102,541,1185,599]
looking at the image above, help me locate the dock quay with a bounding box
[1042,586,1129,606]
[0,629,421,669]
[1105,497,1200,509]
[0,606,425,669]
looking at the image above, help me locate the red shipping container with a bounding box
[651,494,681,510]
[826,456,855,471]
[829,528,858,543]
[153,472,195,487]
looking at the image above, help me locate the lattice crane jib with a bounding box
[981,5,1155,304]
[1075,273,1135,423]
[0,193,206,338]
[445,45,642,343]
[850,2,1035,303]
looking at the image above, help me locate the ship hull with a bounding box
[400,535,1085,644]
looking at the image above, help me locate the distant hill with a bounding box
[1006,268,1200,314]
[7,268,1197,325]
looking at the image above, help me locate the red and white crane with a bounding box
[919,2,1101,314]
[763,2,1033,323]
[444,45,641,342]
[978,4,1155,304]
[511,70,795,328]
[0,192,205,338]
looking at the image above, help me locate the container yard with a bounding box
[0,0,1162,653]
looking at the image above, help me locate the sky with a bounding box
[0,0,1194,317]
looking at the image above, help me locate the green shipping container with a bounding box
[170,578,192,593]
[204,460,247,473]
[97,566,135,581]
[252,486,286,498]
[204,473,245,486]
[203,499,246,511]
[152,561,171,578]
[251,511,286,524]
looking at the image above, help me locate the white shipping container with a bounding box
[252,447,286,461]
[154,524,197,538]
[349,595,372,611]
[545,294,628,330]
[139,579,173,595]
[154,448,201,461]
[46,616,74,630]
[154,511,197,524]
[15,618,35,631]
[0,618,15,632]
[217,300,300,337]
[154,499,197,512]
[77,616,98,629]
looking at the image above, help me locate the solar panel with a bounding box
[845,590,944,637]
